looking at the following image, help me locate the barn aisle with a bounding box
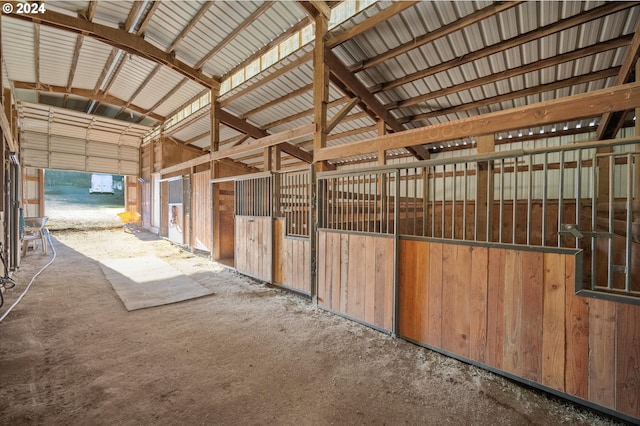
[0,229,621,425]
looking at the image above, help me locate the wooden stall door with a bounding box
[191,171,211,252]
[234,216,272,282]
[273,218,311,294]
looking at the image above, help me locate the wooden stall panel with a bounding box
[273,218,311,294]
[615,303,640,419]
[317,231,393,331]
[191,171,212,252]
[234,216,272,282]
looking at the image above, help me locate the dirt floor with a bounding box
[0,228,626,425]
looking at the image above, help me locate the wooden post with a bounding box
[263,147,273,172]
[273,146,282,171]
[210,89,222,261]
[635,58,640,227]
[476,134,495,242]
[313,13,329,174]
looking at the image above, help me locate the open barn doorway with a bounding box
[42,170,125,231]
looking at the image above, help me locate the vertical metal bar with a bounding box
[542,153,548,247]
[452,163,457,239]
[413,168,418,235]
[486,162,492,243]
[557,151,565,248]
[374,173,378,233]
[463,162,468,241]
[499,159,504,243]
[512,157,517,244]
[576,149,582,250]
[393,169,401,337]
[626,153,633,293]
[441,165,446,238]
[607,155,614,290]
[368,174,372,233]
[431,166,436,238]
[423,166,428,237]
[527,154,532,246]
[474,162,479,241]
[387,172,391,234]
[591,152,597,290]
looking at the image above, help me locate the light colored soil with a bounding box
[0,229,623,425]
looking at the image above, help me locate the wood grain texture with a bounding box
[564,255,589,399]
[588,298,616,409]
[615,303,640,418]
[469,246,488,364]
[521,251,543,382]
[486,247,505,370]
[542,252,566,391]
[427,242,443,348]
[502,249,523,377]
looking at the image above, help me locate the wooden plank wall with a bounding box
[273,218,310,294]
[234,216,272,282]
[191,170,212,252]
[398,239,640,421]
[316,231,394,331]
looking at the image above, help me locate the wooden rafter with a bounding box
[218,110,268,140]
[13,81,165,122]
[194,2,273,70]
[390,35,633,110]
[66,35,84,91]
[6,2,219,89]
[219,51,312,108]
[297,1,331,19]
[597,17,640,140]
[326,1,419,48]
[136,1,159,36]
[325,49,429,160]
[34,24,40,88]
[117,64,162,117]
[222,17,311,81]
[160,123,315,175]
[405,67,621,125]
[240,83,313,119]
[326,97,359,134]
[260,96,349,130]
[377,1,635,93]
[146,77,189,113]
[314,81,640,162]
[350,2,522,73]
[167,2,214,52]
[82,1,97,21]
[278,141,312,163]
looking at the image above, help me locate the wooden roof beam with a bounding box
[405,67,621,125]
[376,1,635,93]
[195,2,273,70]
[326,1,419,48]
[326,96,359,134]
[160,123,315,175]
[13,81,165,122]
[167,2,213,53]
[297,1,331,19]
[390,35,633,110]
[315,81,640,162]
[218,110,268,140]
[350,1,522,73]
[278,141,312,163]
[219,51,312,107]
[597,17,640,140]
[325,49,429,160]
[240,83,313,119]
[5,2,219,89]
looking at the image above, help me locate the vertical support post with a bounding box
[476,134,494,242]
[210,89,221,261]
[311,13,329,304]
[264,147,273,172]
[634,58,640,230]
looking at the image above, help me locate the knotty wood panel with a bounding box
[317,231,393,331]
[191,171,212,252]
[234,216,272,282]
[397,239,640,421]
[273,218,310,294]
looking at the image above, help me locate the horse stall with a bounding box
[221,169,312,295]
[316,136,640,422]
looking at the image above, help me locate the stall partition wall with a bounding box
[316,137,640,422]
[228,169,312,295]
